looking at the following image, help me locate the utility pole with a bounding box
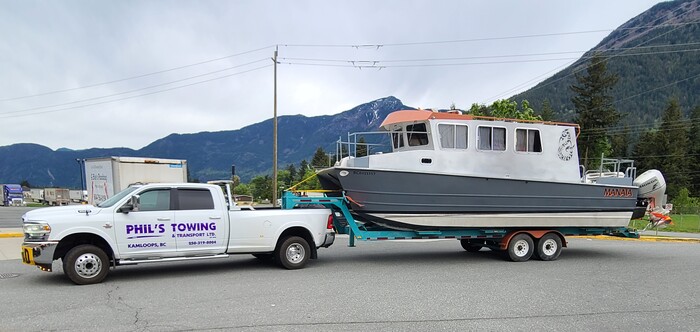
[272,45,278,207]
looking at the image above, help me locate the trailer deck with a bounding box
[281,191,639,261]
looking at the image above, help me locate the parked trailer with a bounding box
[281,191,638,262]
[69,189,87,203]
[28,188,44,203]
[44,188,70,206]
[1,184,24,206]
[84,156,188,205]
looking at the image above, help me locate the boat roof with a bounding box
[380,109,580,130]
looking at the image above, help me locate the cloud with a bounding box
[0,0,663,150]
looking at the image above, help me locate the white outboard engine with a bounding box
[634,169,667,208]
[633,169,672,229]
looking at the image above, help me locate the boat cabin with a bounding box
[337,110,584,183]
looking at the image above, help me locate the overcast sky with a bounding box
[0,0,665,150]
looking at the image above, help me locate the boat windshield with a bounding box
[97,186,140,208]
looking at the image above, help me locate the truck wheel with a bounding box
[276,236,310,270]
[506,234,534,262]
[535,233,562,261]
[460,239,482,252]
[62,244,109,285]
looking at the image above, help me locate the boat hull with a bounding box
[318,167,638,229]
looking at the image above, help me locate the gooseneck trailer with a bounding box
[281,191,639,261]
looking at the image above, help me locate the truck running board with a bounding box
[118,253,229,265]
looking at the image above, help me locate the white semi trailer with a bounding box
[84,157,188,205]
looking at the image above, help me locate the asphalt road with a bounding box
[0,206,36,228]
[0,238,698,331]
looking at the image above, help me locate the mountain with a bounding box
[0,96,410,187]
[513,0,700,127]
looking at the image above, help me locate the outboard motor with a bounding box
[634,169,667,208]
[633,169,672,229]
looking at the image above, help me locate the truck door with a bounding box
[113,188,177,258]
[172,188,228,254]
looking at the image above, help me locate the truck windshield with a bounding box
[97,186,140,208]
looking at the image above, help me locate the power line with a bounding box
[1,59,269,115]
[0,64,272,119]
[0,45,275,102]
[280,22,699,49]
[278,47,700,68]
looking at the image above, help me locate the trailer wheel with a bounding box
[460,239,482,252]
[275,236,310,270]
[62,244,109,285]
[506,234,534,262]
[535,233,562,261]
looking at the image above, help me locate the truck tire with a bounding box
[506,233,534,262]
[62,244,109,285]
[460,239,482,252]
[535,233,562,261]
[275,236,310,270]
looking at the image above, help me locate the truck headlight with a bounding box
[24,223,51,241]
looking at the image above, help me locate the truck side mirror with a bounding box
[118,195,140,214]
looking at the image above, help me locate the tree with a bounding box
[250,175,272,201]
[285,164,298,186]
[468,99,541,120]
[298,160,309,182]
[570,53,620,170]
[233,183,252,196]
[610,126,630,158]
[654,99,690,198]
[688,106,700,195]
[540,99,555,121]
[311,147,329,168]
[20,180,31,188]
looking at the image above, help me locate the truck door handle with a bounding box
[157,217,171,221]
[209,216,222,220]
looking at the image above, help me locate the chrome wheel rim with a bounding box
[542,239,557,256]
[513,239,530,257]
[286,243,305,264]
[74,253,102,279]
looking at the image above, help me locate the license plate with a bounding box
[21,246,35,265]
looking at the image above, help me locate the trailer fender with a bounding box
[499,230,567,250]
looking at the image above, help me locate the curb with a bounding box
[0,233,23,238]
[572,235,700,243]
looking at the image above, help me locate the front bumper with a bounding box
[321,232,335,248]
[21,241,58,272]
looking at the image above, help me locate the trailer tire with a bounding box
[535,233,562,261]
[460,239,482,252]
[275,236,310,270]
[506,234,534,262]
[62,244,109,285]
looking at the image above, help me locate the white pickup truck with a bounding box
[20,182,335,285]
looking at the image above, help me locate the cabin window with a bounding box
[406,123,429,146]
[137,189,171,211]
[438,124,468,149]
[177,189,215,210]
[516,128,542,153]
[392,128,404,149]
[478,126,506,151]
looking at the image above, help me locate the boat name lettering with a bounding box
[603,188,633,198]
[352,171,376,176]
